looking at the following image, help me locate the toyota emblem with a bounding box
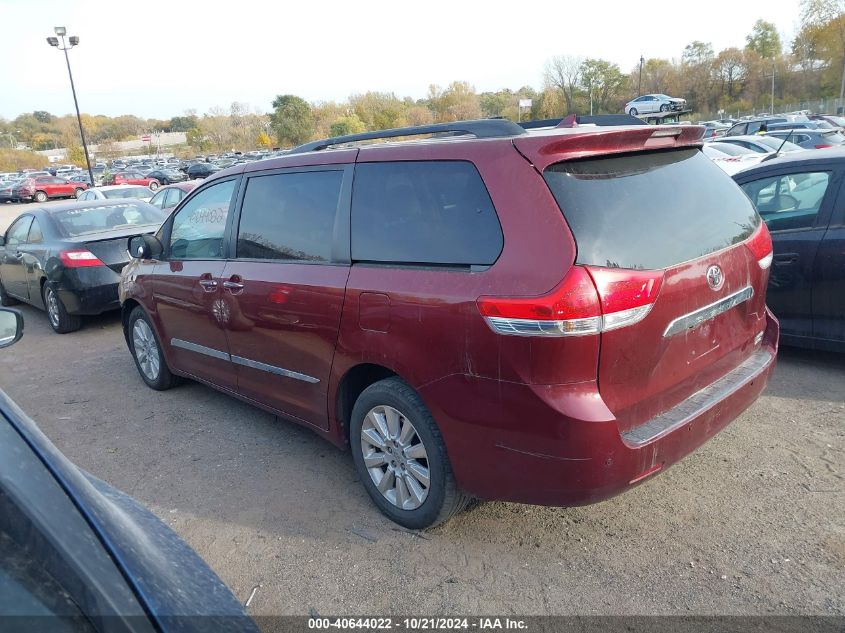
[706,265,724,291]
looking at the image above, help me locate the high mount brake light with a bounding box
[478,266,663,337]
[59,249,105,268]
[745,222,773,270]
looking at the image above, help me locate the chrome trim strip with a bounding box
[662,286,754,338]
[170,338,229,361]
[170,338,320,384]
[231,355,320,384]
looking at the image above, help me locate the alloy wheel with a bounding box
[360,405,430,510]
[132,319,160,380]
[45,288,60,327]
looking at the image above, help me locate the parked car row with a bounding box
[2,116,842,531]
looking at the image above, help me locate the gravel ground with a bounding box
[0,303,841,617]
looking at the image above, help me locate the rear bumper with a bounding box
[55,267,122,316]
[420,309,779,506]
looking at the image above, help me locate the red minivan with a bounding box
[119,119,778,528]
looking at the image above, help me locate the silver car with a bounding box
[625,94,687,116]
[76,185,154,202]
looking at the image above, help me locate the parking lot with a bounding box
[0,273,842,616]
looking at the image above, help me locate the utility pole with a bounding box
[638,56,644,96]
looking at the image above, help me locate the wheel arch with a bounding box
[334,363,399,447]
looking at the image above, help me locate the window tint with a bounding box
[6,217,32,246]
[169,179,236,259]
[165,188,185,208]
[237,170,342,262]
[543,148,760,270]
[28,219,43,244]
[351,161,503,266]
[740,171,830,232]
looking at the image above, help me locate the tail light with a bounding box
[477,266,663,337]
[745,222,773,269]
[814,144,833,149]
[59,249,105,268]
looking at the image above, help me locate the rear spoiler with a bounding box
[519,114,648,129]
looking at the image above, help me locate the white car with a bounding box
[76,185,154,202]
[625,94,687,116]
[701,144,766,176]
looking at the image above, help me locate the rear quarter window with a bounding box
[351,161,503,266]
[543,148,760,270]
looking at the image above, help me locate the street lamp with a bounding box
[46,27,94,185]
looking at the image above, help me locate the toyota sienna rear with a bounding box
[120,118,778,528]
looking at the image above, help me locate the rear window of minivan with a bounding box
[543,148,760,270]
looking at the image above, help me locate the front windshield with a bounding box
[51,202,166,237]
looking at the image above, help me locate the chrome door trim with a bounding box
[662,286,754,338]
[231,355,320,384]
[170,338,229,361]
[170,338,320,384]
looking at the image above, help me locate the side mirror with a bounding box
[128,234,163,260]
[0,308,23,348]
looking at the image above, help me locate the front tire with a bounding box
[128,306,179,390]
[74,188,84,198]
[34,191,48,203]
[628,107,638,116]
[660,104,670,112]
[350,377,470,529]
[43,284,81,333]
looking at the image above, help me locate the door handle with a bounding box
[198,279,218,292]
[772,253,799,265]
[223,276,244,294]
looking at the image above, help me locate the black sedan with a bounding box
[146,168,187,185]
[0,200,166,333]
[0,308,258,632]
[734,147,845,351]
[186,162,222,179]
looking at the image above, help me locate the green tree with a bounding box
[329,114,366,137]
[801,0,845,99]
[580,59,627,113]
[746,20,782,58]
[170,115,199,132]
[271,94,314,146]
[33,111,53,123]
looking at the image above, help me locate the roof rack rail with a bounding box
[288,119,527,154]
[519,114,648,129]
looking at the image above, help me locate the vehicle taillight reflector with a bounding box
[745,222,773,269]
[586,267,664,331]
[477,265,663,337]
[59,249,105,268]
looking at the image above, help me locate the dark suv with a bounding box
[119,119,779,528]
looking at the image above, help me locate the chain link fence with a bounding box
[696,97,845,121]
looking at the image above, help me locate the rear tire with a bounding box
[148,180,160,191]
[350,377,471,529]
[34,191,48,203]
[42,284,81,333]
[0,277,19,306]
[128,306,180,390]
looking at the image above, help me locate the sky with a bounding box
[0,0,806,120]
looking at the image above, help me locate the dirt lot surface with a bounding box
[0,281,842,617]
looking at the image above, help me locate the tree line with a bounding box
[1,0,843,161]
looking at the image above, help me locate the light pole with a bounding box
[46,27,94,186]
[638,56,644,96]
[765,65,775,116]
